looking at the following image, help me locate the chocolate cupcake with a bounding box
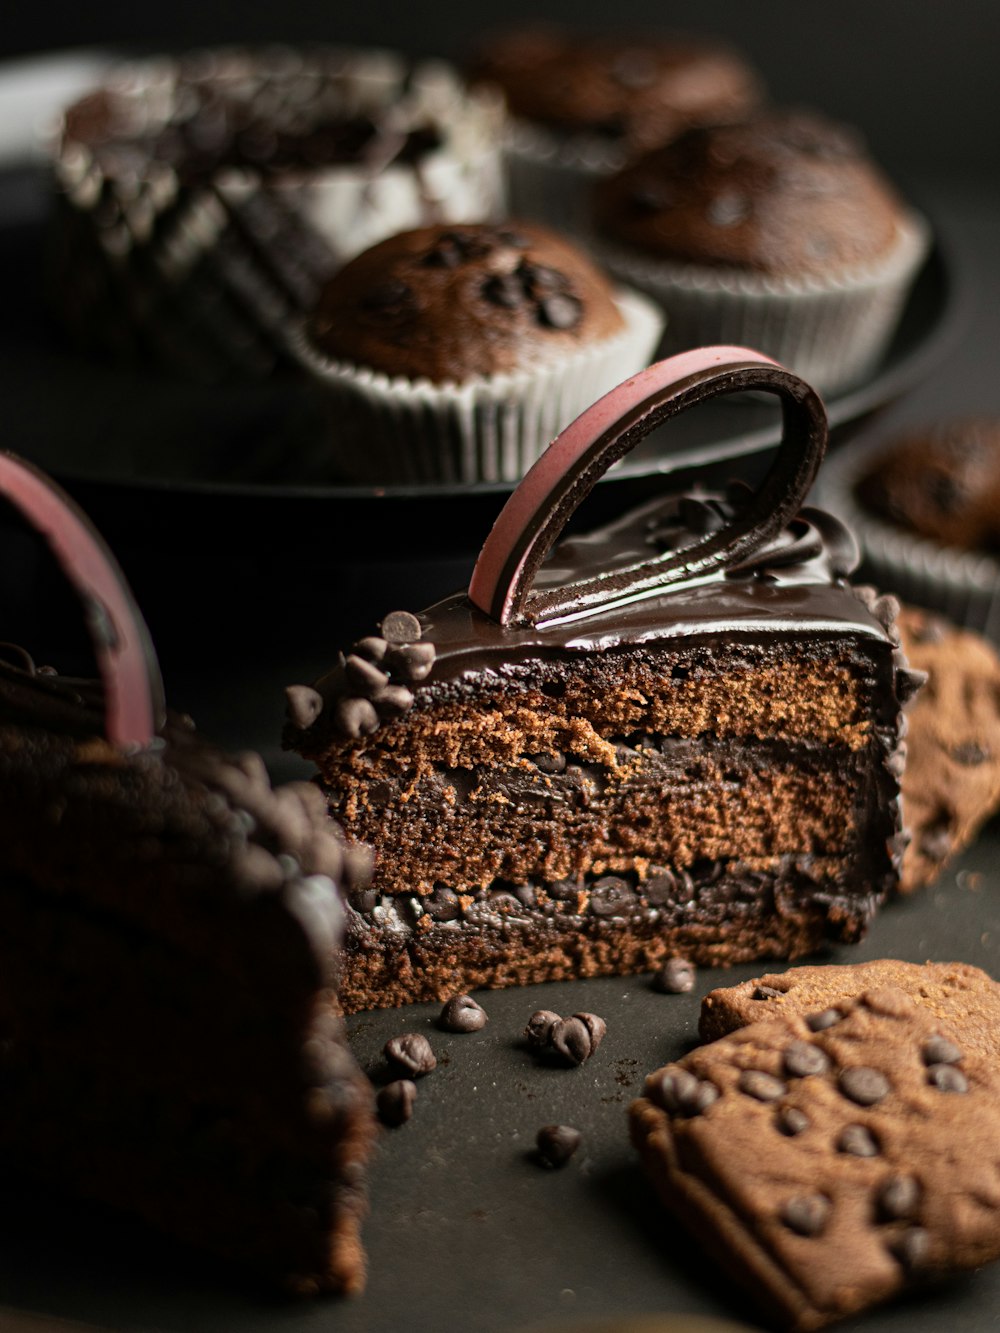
[593,108,929,395]
[468,25,763,235]
[48,45,506,380]
[817,420,1000,640]
[291,221,663,484]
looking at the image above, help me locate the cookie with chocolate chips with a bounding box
[700,958,1000,1053]
[632,987,1000,1330]
[306,221,627,383]
[896,605,1000,890]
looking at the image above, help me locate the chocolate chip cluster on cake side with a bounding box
[0,454,376,1295]
[285,349,922,1013]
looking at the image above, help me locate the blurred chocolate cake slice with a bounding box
[0,454,375,1294]
[48,46,506,380]
[286,350,920,1012]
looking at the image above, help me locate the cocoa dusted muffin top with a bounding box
[594,108,909,277]
[855,419,1000,553]
[468,26,763,150]
[307,222,627,383]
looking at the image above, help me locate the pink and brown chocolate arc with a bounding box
[286,350,922,1013]
[0,455,375,1294]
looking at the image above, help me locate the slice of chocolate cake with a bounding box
[286,349,920,1013]
[0,454,375,1295]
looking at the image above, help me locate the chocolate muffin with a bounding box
[293,221,663,483]
[467,25,764,235]
[854,419,1000,552]
[594,108,929,395]
[48,46,507,380]
[817,423,1000,640]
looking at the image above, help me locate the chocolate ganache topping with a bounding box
[288,349,922,746]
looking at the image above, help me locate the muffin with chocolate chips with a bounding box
[468,24,763,235]
[817,419,1000,639]
[292,220,662,483]
[593,108,929,395]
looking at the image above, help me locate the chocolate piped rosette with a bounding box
[285,348,922,1013]
[0,454,376,1294]
[47,45,506,379]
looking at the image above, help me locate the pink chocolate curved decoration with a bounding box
[0,453,164,748]
[468,347,828,626]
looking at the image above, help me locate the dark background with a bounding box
[3,0,999,178]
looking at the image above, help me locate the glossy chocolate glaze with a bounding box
[296,491,899,745]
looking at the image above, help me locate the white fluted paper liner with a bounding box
[502,118,625,239]
[595,212,931,398]
[816,437,1000,643]
[289,286,664,485]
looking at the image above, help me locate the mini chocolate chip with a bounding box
[588,876,635,917]
[643,872,677,906]
[783,1041,830,1079]
[352,635,388,664]
[952,741,989,765]
[372,683,414,718]
[495,228,529,248]
[652,956,696,994]
[385,641,435,682]
[575,1012,607,1052]
[753,985,784,1001]
[530,751,567,775]
[376,1079,416,1127]
[439,994,489,1033]
[550,1017,591,1065]
[878,1174,921,1221]
[738,1070,787,1103]
[777,1106,810,1136]
[381,610,422,644]
[536,1124,581,1167]
[344,654,389,694]
[806,1008,843,1031]
[482,273,523,308]
[838,1124,880,1157]
[426,887,462,922]
[922,1035,962,1066]
[538,294,582,330]
[285,684,323,730]
[547,1012,605,1066]
[384,1033,436,1078]
[350,889,379,915]
[839,1067,891,1106]
[927,1063,969,1092]
[333,695,379,739]
[525,1010,561,1048]
[889,1226,930,1271]
[649,1067,717,1117]
[780,1194,830,1237]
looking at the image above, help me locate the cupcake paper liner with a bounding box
[502,118,625,239]
[594,212,931,398]
[289,286,664,485]
[47,46,507,380]
[816,437,1000,642]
